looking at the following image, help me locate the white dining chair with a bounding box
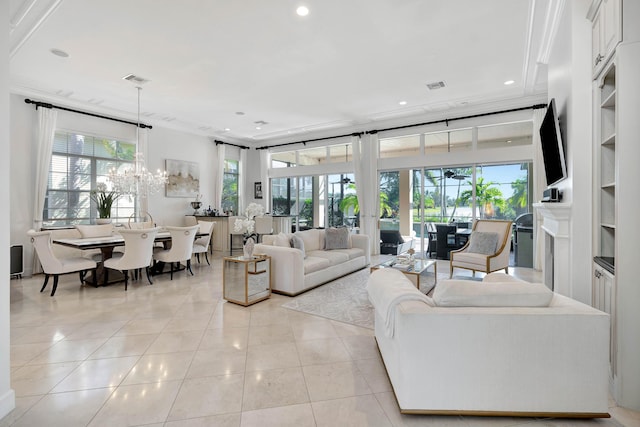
[153,225,199,279]
[103,228,159,290]
[27,229,98,296]
[255,215,273,243]
[193,221,214,265]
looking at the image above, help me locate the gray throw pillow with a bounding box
[466,231,499,255]
[324,227,351,250]
[290,235,306,258]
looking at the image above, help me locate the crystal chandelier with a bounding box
[108,86,167,198]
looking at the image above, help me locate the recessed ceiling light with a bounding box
[50,48,69,58]
[504,80,515,85]
[224,128,231,132]
[296,6,309,16]
[507,140,512,143]
[398,101,407,106]
[255,126,262,130]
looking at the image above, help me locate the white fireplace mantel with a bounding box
[533,202,572,296]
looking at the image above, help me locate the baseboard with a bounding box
[399,409,610,418]
[0,388,16,421]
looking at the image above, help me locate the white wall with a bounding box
[9,94,220,276]
[1,1,16,421]
[546,0,593,304]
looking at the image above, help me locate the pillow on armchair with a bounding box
[466,231,499,255]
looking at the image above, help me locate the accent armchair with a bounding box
[449,219,513,278]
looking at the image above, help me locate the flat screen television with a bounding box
[539,98,567,186]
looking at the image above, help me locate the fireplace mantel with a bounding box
[533,202,572,296]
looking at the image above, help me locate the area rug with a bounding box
[281,269,374,328]
[281,267,439,329]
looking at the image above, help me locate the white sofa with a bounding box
[367,269,610,418]
[254,228,370,296]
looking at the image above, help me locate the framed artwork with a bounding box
[165,159,200,197]
[254,182,263,199]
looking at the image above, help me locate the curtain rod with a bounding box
[24,98,153,129]
[214,139,250,150]
[256,103,547,150]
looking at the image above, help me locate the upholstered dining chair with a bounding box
[228,216,247,255]
[449,219,513,278]
[153,225,199,279]
[127,211,154,229]
[193,221,214,265]
[254,215,273,243]
[27,229,97,296]
[103,228,159,290]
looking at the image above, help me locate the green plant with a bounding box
[90,183,119,218]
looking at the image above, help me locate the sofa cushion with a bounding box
[450,251,489,268]
[75,224,113,238]
[274,232,291,247]
[466,231,499,255]
[324,227,351,250]
[290,234,306,258]
[331,247,364,261]
[295,229,322,251]
[303,256,331,274]
[433,279,553,307]
[306,250,349,266]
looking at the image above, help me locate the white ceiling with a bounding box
[9,0,556,147]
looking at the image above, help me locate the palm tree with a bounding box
[508,177,528,215]
[459,177,506,219]
[339,184,392,219]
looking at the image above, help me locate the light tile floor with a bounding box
[3,255,639,427]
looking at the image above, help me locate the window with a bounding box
[221,159,239,214]
[44,131,135,226]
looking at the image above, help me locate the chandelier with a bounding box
[108,86,167,198]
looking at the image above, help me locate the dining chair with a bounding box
[153,225,199,279]
[103,228,159,290]
[228,216,247,255]
[193,221,214,265]
[27,229,98,296]
[254,215,273,243]
[127,212,154,229]
[184,215,198,226]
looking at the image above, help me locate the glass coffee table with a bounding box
[370,257,437,294]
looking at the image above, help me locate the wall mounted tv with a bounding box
[539,98,567,186]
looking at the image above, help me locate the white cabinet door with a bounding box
[592,0,621,77]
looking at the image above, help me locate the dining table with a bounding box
[53,230,207,285]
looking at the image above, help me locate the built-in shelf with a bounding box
[602,133,616,145]
[601,90,616,108]
[601,182,616,189]
[601,223,616,229]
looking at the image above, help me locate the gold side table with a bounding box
[223,255,271,306]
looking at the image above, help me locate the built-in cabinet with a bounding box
[591,0,621,76]
[590,0,640,411]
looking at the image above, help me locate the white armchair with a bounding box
[104,228,159,290]
[153,225,199,279]
[28,229,97,296]
[449,219,513,278]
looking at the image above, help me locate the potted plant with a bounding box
[91,183,119,224]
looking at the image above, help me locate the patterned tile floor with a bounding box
[3,255,639,426]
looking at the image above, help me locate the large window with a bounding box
[221,159,239,215]
[44,131,135,226]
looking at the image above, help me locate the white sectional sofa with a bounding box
[367,268,610,418]
[254,228,370,296]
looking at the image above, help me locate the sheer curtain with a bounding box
[352,133,379,255]
[532,108,546,270]
[260,149,270,212]
[32,107,58,273]
[213,143,225,212]
[238,149,247,215]
[33,107,57,230]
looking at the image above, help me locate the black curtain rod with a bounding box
[214,139,250,150]
[25,98,153,129]
[256,103,547,150]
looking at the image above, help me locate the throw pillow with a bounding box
[466,231,499,255]
[290,234,306,258]
[274,232,291,247]
[433,280,553,307]
[75,224,113,238]
[324,227,351,250]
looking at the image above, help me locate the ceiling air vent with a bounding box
[122,74,150,85]
[425,81,446,90]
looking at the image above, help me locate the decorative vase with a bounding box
[96,218,112,225]
[243,236,255,259]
